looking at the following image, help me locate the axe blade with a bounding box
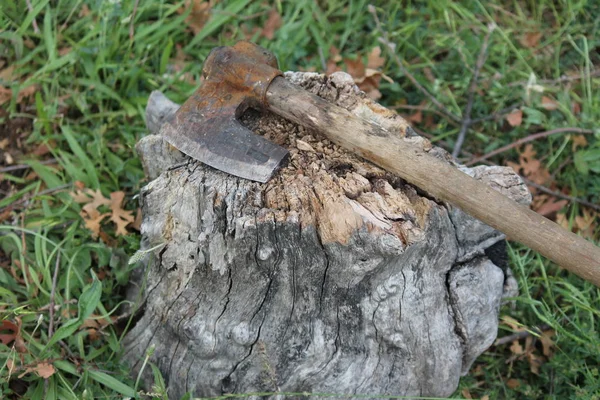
[160,112,288,183]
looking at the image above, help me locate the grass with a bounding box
[1,0,599,398]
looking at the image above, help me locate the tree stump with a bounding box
[123,72,530,399]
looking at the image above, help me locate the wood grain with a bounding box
[267,77,600,287]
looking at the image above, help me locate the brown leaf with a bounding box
[520,32,542,48]
[572,102,581,115]
[81,208,109,239]
[506,378,520,389]
[527,351,543,375]
[110,191,134,236]
[407,109,423,124]
[541,96,559,111]
[0,320,19,345]
[461,388,473,399]
[0,86,13,105]
[534,197,567,217]
[71,189,111,214]
[540,329,555,357]
[58,47,72,56]
[79,4,90,17]
[0,65,16,81]
[510,340,524,355]
[366,46,385,69]
[16,85,37,104]
[261,9,282,40]
[131,208,143,231]
[344,57,366,81]
[505,109,523,127]
[179,0,213,35]
[34,362,55,379]
[571,134,588,151]
[481,395,490,400]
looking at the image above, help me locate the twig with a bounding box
[465,127,594,166]
[452,23,496,158]
[506,69,600,87]
[368,5,461,123]
[494,323,551,346]
[522,178,600,212]
[25,0,40,34]
[0,159,58,173]
[0,183,72,214]
[129,0,140,41]
[470,102,522,124]
[47,253,61,340]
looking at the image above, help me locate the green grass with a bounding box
[1,0,599,398]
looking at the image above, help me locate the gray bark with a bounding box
[124,72,530,399]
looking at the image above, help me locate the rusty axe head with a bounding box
[159,41,288,182]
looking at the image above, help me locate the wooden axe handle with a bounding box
[266,77,600,286]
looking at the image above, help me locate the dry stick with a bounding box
[465,127,595,166]
[494,324,551,346]
[129,0,140,41]
[452,23,496,158]
[0,159,58,173]
[523,178,600,213]
[0,183,72,214]
[368,5,461,123]
[47,253,61,340]
[470,102,522,124]
[25,0,40,34]
[506,69,600,87]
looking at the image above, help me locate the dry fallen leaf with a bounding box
[510,340,524,356]
[131,208,143,231]
[0,320,19,345]
[81,207,109,239]
[261,8,282,40]
[541,96,559,111]
[505,109,523,127]
[110,191,134,236]
[506,378,520,389]
[179,0,213,35]
[407,109,422,124]
[520,32,542,48]
[540,329,555,357]
[507,144,551,185]
[571,134,588,151]
[366,46,385,69]
[533,195,567,217]
[34,362,56,379]
[461,388,473,399]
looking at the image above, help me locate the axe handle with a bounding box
[266,77,600,286]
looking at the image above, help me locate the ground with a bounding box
[0,1,599,399]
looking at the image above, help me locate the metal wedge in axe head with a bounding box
[159,41,600,287]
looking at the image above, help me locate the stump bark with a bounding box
[124,72,530,399]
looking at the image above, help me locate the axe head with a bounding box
[159,42,289,183]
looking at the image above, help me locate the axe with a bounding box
[159,41,600,286]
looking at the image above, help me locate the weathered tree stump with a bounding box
[123,72,530,399]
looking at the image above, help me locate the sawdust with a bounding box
[240,71,432,246]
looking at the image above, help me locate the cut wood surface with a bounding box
[124,72,530,398]
[268,73,600,286]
